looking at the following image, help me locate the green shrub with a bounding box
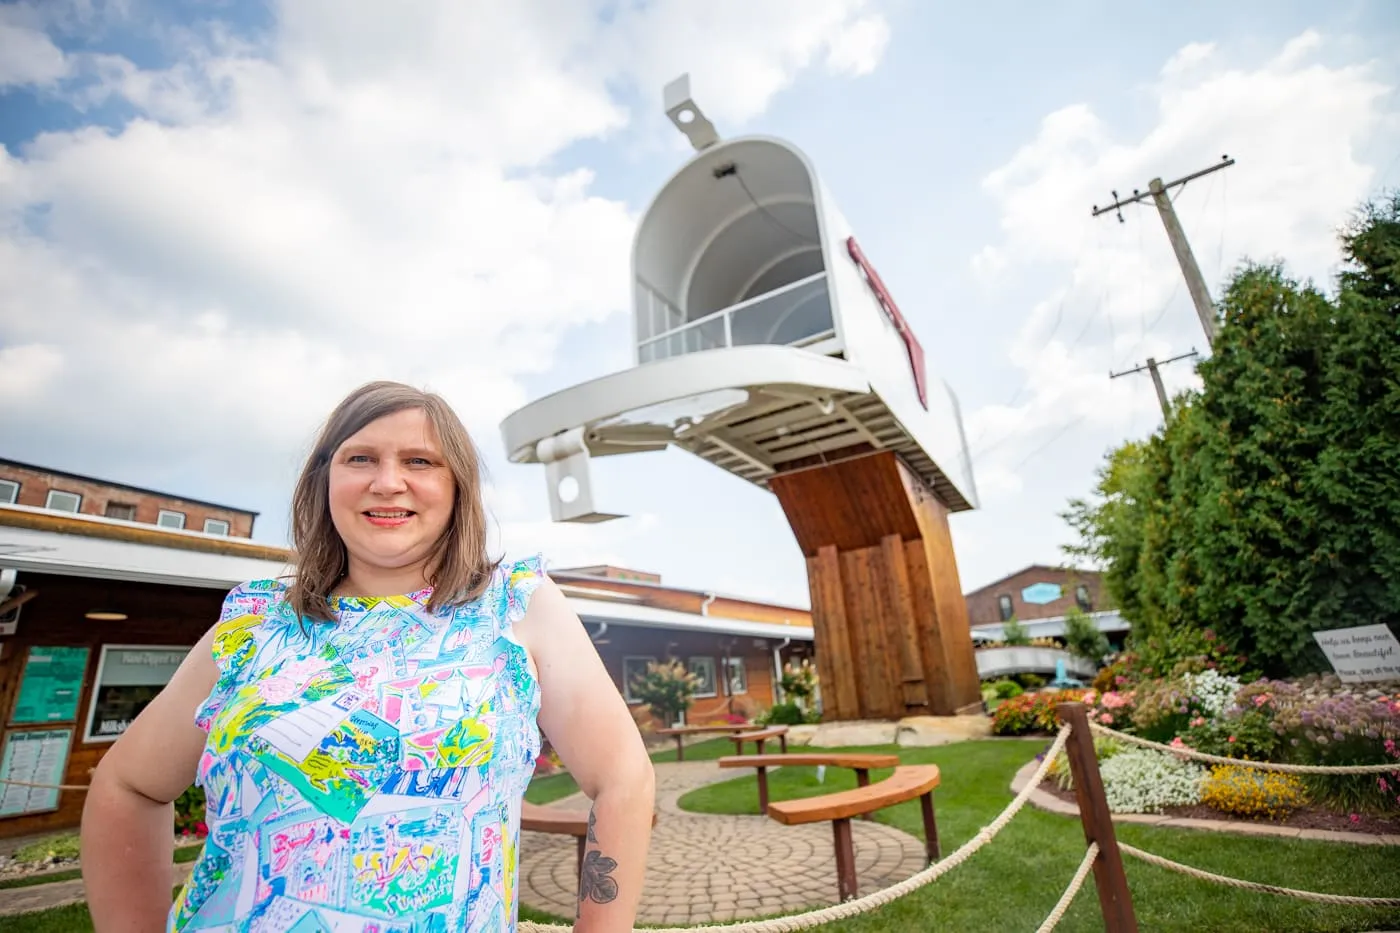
[14,833,81,864]
[763,702,808,726]
[992,679,1023,700]
[1017,672,1046,690]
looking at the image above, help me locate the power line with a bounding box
[1092,155,1236,348]
[1110,348,1199,419]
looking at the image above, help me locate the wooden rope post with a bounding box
[1057,702,1139,933]
[756,766,770,815]
[855,768,871,820]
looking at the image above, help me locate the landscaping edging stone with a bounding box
[1010,759,1400,846]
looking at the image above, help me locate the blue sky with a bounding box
[2,0,1397,607]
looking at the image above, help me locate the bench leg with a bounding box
[675,735,684,761]
[920,791,941,863]
[855,769,871,820]
[756,738,766,755]
[832,818,858,902]
[756,766,769,815]
[576,835,587,885]
[780,734,788,753]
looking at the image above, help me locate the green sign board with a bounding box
[12,646,90,724]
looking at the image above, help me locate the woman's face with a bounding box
[327,407,457,581]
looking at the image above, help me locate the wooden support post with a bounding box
[831,817,858,902]
[674,735,685,762]
[1057,702,1139,933]
[756,766,770,816]
[575,834,586,883]
[919,791,941,862]
[779,733,788,753]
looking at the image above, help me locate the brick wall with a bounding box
[964,566,1110,627]
[0,462,256,537]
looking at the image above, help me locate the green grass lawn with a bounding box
[678,738,1400,932]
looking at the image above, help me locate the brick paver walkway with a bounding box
[519,761,929,926]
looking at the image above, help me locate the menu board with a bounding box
[0,729,72,816]
[11,646,89,724]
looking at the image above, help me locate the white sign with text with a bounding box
[1313,624,1400,683]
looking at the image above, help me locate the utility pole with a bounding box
[1111,349,1198,419]
[1092,155,1234,348]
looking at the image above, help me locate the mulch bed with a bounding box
[1039,780,1400,836]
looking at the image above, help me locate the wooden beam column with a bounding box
[769,450,981,720]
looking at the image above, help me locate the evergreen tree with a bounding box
[1063,192,1400,676]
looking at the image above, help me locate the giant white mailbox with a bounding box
[500,76,983,719]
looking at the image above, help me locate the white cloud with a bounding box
[0,14,69,87]
[596,0,891,126]
[0,0,891,548]
[966,31,1396,507]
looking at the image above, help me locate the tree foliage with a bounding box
[1062,605,1111,665]
[1064,192,1400,676]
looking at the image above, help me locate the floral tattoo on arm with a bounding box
[577,809,619,916]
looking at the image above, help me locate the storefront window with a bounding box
[723,657,747,695]
[84,646,190,742]
[687,657,717,698]
[621,655,655,704]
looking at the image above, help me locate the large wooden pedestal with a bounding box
[769,450,981,720]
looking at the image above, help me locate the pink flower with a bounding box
[1189,717,1206,728]
[1099,713,1114,724]
[1350,813,1361,824]
[1170,736,1188,749]
[1253,694,1270,707]
[1227,736,1236,743]
[1082,691,1098,704]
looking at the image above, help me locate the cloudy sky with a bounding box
[2,0,1397,608]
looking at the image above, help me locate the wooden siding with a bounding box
[771,451,981,720]
[0,573,220,839]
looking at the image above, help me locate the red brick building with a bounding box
[0,458,256,538]
[964,564,1111,627]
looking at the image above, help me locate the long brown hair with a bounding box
[286,381,499,622]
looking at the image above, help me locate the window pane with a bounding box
[157,510,186,529]
[105,503,137,521]
[0,480,18,504]
[45,490,81,512]
[204,518,230,535]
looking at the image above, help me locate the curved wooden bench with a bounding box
[730,725,789,756]
[655,722,755,761]
[716,752,899,815]
[520,801,658,883]
[766,764,941,902]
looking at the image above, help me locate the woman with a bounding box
[81,381,656,932]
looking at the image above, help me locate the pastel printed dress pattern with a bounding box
[170,556,546,933]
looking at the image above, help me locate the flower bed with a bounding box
[999,652,1400,827]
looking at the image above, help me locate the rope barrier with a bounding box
[1034,842,1098,933]
[519,725,1075,933]
[1088,723,1400,774]
[0,778,90,792]
[1119,843,1400,907]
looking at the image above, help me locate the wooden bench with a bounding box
[654,722,754,761]
[729,725,789,756]
[520,801,658,882]
[717,752,899,815]
[766,765,942,902]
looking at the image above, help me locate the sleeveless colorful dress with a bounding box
[169,555,546,932]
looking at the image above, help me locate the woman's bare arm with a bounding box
[516,577,655,933]
[81,624,219,933]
